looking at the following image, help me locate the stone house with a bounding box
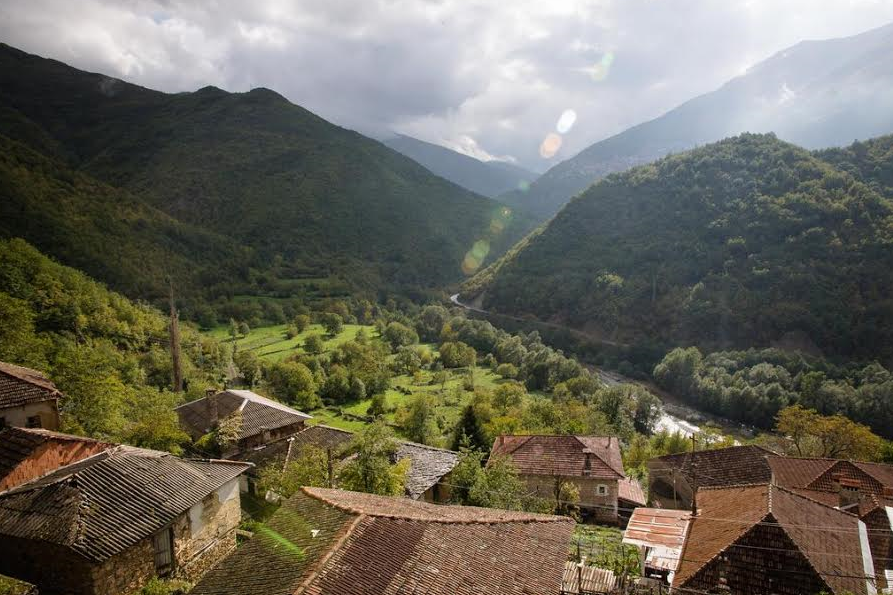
[0,440,251,595]
[237,423,460,501]
[175,389,311,456]
[0,361,62,430]
[673,484,878,595]
[190,486,575,595]
[490,435,644,524]
[0,426,112,491]
[647,444,775,510]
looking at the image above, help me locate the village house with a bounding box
[0,437,251,595]
[490,435,645,524]
[0,360,62,430]
[175,389,311,456]
[238,423,460,502]
[0,426,112,491]
[672,483,878,595]
[190,486,576,595]
[647,444,775,510]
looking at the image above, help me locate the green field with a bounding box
[206,323,371,362]
[203,323,515,444]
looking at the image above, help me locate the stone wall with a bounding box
[172,479,242,582]
[523,475,619,523]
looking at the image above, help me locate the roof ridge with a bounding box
[293,512,365,595]
[398,440,459,454]
[301,487,572,525]
[697,482,772,492]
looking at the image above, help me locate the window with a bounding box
[0,417,6,428]
[597,484,608,496]
[153,527,174,576]
[26,415,41,428]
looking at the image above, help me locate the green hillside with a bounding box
[0,43,533,302]
[464,133,893,360]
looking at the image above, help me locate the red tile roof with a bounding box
[674,484,873,595]
[191,487,575,595]
[0,361,60,409]
[618,477,646,506]
[649,445,775,487]
[490,435,624,479]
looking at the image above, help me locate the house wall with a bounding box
[0,400,60,431]
[0,480,242,595]
[236,421,306,452]
[522,475,619,523]
[0,440,110,491]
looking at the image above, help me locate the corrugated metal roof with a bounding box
[0,446,251,561]
[176,390,310,440]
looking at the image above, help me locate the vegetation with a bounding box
[0,43,534,315]
[467,133,893,362]
[0,238,226,451]
[654,346,893,440]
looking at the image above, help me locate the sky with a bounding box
[3,0,893,172]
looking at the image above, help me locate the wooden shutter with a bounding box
[153,528,173,575]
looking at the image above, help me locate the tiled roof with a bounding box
[618,477,646,506]
[0,361,60,409]
[235,424,354,468]
[237,425,459,500]
[674,484,872,595]
[176,390,311,440]
[768,456,893,497]
[394,442,460,499]
[0,427,111,489]
[191,487,575,595]
[649,445,774,487]
[490,435,624,479]
[0,445,251,561]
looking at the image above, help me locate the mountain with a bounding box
[0,43,534,305]
[463,133,893,361]
[381,134,536,197]
[501,22,893,220]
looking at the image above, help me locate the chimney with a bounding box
[206,389,219,427]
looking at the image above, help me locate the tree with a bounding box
[368,392,388,417]
[264,361,319,409]
[383,321,419,351]
[399,393,439,445]
[238,321,250,337]
[495,363,518,379]
[776,405,884,460]
[228,318,239,342]
[233,350,261,387]
[293,314,311,333]
[439,341,476,368]
[339,421,409,496]
[468,455,523,510]
[304,333,325,355]
[321,313,343,336]
[492,382,527,411]
[431,369,449,390]
[449,445,486,504]
[632,387,663,434]
[215,410,243,453]
[121,388,190,455]
[392,347,422,376]
[257,445,331,497]
[417,305,449,342]
[451,403,491,452]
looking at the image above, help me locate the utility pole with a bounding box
[690,434,698,516]
[168,281,183,392]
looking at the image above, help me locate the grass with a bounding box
[206,323,373,362]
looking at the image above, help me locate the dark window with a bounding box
[0,417,6,428]
[26,415,41,428]
[153,527,174,576]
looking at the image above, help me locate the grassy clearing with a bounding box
[206,323,372,362]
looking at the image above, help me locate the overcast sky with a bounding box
[3,0,893,172]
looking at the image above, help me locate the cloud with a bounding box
[1,0,892,172]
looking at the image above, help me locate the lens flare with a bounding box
[517,180,530,192]
[539,133,562,159]
[587,51,615,82]
[461,239,491,275]
[556,109,577,134]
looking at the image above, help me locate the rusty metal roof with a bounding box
[623,508,691,572]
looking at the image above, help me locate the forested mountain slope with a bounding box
[500,22,893,220]
[0,43,532,300]
[382,134,536,197]
[464,133,893,361]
